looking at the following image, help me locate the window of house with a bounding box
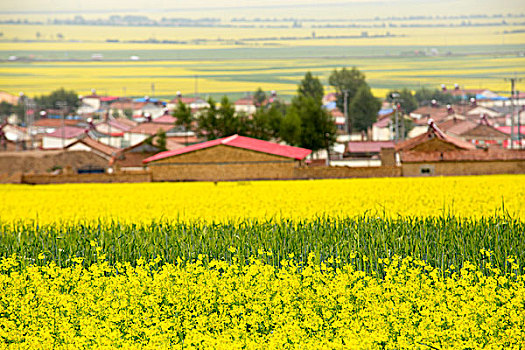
[420,165,434,175]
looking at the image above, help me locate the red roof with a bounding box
[235,97,256,106]
[346,141,395,154]
[396,122,476,151]
[496,126,525,135]
[33,118,82,128]
[143,134,311,163]
[99,96,120,102]
[373,117,391,128]
[66,136,119,156]
[45,126,85,139]
[128,122,174,135]
[153,114,176,124]
[170,97,197,104]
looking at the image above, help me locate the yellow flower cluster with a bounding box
[1,175,524,224]
[1,254,523,349]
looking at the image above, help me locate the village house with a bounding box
[438,116,508,147]
[234,96,257,115]
[42,126,86,149]
[167,94,209,112]
[65,135,119,162]
[143,134,311,182]
[394,121,525,176]
[124,122,175,147]
[111,139,165,171]
[32,117,84,134]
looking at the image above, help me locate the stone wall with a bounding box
[150,162,296,181]
[294,166,402,179]
[22,171,152,185]
[402,160,525,177]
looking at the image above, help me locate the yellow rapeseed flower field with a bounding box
[1,175,524,224]
[1,253,523,349]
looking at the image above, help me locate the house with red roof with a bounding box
[167,94,209,112]
[124,122,176,147]
[234,96,257,115]
[42,127,86,149]
[65,136,119,161]
[392,120,525,176]
[143,134,311,181]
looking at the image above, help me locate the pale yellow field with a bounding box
[1,24,523,46]
[2,55,523,98]
[0,175,523,224]
[1,23,524,97]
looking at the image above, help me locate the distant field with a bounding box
[1,23,524,98]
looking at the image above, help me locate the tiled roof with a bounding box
[66,136,119,156]
[496,126,525,135]
[170,97,197,104]
[166,135,202,145]
[153,114,177,124]
[346,141,395,154]
[396,122,476,152]
[235,97,256,106]
[373,117,391,128]
[45,126,86,139]
[33,118,82,128]
[144,134,312,163]
[128,122,174,135]
[401,149,525,162]
[113,117,137,128]
[439,119,477,135]
[330,108,344,118]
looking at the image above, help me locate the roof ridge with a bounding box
[222,134,239,144]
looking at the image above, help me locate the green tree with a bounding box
[197,97,239,140]
[154,129,167,152]
[281,73,336,154]
[349,85,381,133]
[123,109,133,119]
[328,67,368,133]
[173,101,193,145]
[280,109,302,146]
[283,95,335,153]
[298,71,324,102]
[197,97,219,140]
[216,96,238,137]
[0,102,13,118]
[251,104,284,140]
[253,88,267,107]
[328,67,366,102]
[386,88,418,114]
[414,87,455,106]
[34,88,80,111]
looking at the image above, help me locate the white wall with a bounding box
[42,136,77,149]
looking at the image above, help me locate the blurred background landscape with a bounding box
[1,0,524,99]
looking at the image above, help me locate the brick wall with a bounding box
[402,160,525,177]
[380,147,396,166]
[294,166,402,179]
[22,171,152,185]
[153,145,288,164]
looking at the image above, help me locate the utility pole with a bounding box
[343,90,349,135]
[391,92,400,142]
[517,91,522,148]
[56,101,67,149]
[504,76,522,149]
